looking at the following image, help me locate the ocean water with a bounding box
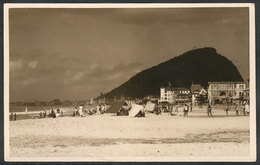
[9,106,71,113]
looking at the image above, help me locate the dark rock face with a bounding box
[103,47,244,99]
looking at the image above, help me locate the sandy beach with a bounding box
[9,107,250,159]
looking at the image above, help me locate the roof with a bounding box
[208,81,246,84]
[165,87,190,92]
[190,84,202,93]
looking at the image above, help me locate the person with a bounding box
[10,113,13,121]
[14,113,17,121]
[245,103,250,115]
[43,110,47,118]
[74,107,79,116]
[57,108,60,114]
[25,107,28,114]
[78,105,84,117]
[207,104,213,117]
[190,102,193,112]
[243,104,246,116]
[183,104,188,117]
[235,104,239,116]
[39,112,43,118]
[51,109,55,118]
[225,105,229,115]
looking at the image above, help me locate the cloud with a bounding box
[10,60,23,70]
[64,70,72,76]
[89,63,98,70]
[22,78,39,86]
[28,60,38,69]
[107,72,122,80]
[73,71,84,81]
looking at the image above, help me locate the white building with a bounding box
[208,81,249,102]
[160,87,190,103]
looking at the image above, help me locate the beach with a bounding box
[9,107,250,159]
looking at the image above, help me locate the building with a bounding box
[160,87,190,103]
[190,84,207,105]
[208,81,249,103]
[191,84,202,97]
[143,95,160,102]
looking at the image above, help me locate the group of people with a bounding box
[73,104,107,117]
[169,103,193,117]
[9,113,17,121]
[224,103,250,116]
[158,102,250,117]
[40,108,64,118]
[207,102,250,117]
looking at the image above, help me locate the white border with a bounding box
[3,3,256,162]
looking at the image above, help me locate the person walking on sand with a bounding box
[183,104,188,117]
[207,104,213,117]
[225,104,229,115]
[235,104,239,116]
[243,104,246,116]
[189,102,193,112]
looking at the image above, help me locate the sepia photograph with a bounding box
[4,3,256,162]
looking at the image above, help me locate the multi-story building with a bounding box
[208,81,249,103]
[160,87,190,103]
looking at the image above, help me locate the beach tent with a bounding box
[105,101,128,113]
[144,101,155,112]
[129,104,144,117]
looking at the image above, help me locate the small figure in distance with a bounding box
[225,104,229,115]
[14,113,17,121]
[183,104,189,117]
[10,113,13,121]
[207,104,213,117]
[235,103,239,116]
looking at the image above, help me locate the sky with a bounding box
[9,7,249,102]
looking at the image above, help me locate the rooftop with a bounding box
[165,87,190,91]
[208,81,246,84]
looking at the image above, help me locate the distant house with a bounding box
[160,87,190,103]
[208,81,249,103]
[191,84,202,97]
[190,84,207,105]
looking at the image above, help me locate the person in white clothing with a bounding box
[245,103,250,115]
[78,105,84,117]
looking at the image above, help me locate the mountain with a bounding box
[102,47,244,99]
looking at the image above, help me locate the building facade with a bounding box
[160,87,190,103]
[208,81,249,102]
